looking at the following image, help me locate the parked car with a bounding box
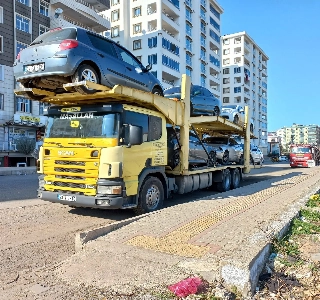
[221,105,254,132]
[167,128,222,169]
[238,144,264,165]
[202,136,243,165]
[164,85,222,117]
[13,27,163,99]
[251,147,264,165]
[278,155,288,162]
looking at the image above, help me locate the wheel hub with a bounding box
[81,69,97,83]
[145,185,160,209]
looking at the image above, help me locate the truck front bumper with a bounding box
[39,191,127,209]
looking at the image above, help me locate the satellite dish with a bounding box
[54,8,63,18]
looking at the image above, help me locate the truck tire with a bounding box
[230,168,241,189]
[216,169,231,192]
[134,176,164,215]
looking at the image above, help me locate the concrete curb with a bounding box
[74,213,151,252]
[223,180,320,296]
[0,167,37,176]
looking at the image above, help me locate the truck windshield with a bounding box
[45,113,120,139]
[290,147,311,154]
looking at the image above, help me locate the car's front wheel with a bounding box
[72,64,100,95]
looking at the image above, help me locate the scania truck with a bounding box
[15,75,252,214]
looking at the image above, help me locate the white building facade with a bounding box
[0,0,110,167]
[103,0,223,97]
[221,32,268,150]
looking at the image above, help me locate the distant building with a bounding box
[267,132,281,155]
[0,0,110,167]
[221,31,268,150]
[276,124,320,149]
[101,0,223,97]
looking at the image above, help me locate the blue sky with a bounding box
[219,0,319,131]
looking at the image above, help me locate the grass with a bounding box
[306,194,320,207]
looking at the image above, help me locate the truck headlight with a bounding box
[97,185,122,195]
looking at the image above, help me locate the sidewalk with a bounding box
[53,167,320,297]
[0,167,36,176]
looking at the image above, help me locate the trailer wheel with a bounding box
[216,169,231,192]
[134,176,164,215]
[230,168,241,189]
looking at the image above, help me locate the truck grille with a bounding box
[44,150,100,196]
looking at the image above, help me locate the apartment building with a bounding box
[221,32,268,150]
[276,124,320,149]
[0,0,110,167]
[102,0,223,98]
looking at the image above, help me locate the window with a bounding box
[223,97,229,103]
[223,48,229,55]
[200,48,206,60]
[200,22,206,34]
[124,111,162,142]
[162,55,179,71]
[39,24,49,36]
[200,75,206,87]
[16,14,30,33]
[148,54,157,65]
[111,0,119,5]
[148,36,157,48]
[209,17,220,31]
[111,26,119,37]
[223,58,229,65]
[16,97,31,113]
[209,55,220,67]
[234,67,241,73]
[162,38,179,56]
[0,36,3,53]
[185,38,192,52]
[133,23,141,34]
[186,23,192,36]
[115,45,142,68]
[223,39,229,45]
[133,6,141,17]
[0,65,4,81]
[111,9,119,21]
[39,0,49,17]
[87,34,117,57]
[136,55,142,62]
[186,9,192,23]
[201,62,206,73]
[223,88,230,93]
[39,102,48,115]
[0,6,3,23]
[234,87,241,93]
[186,53,192,66]
[133,39,141,50]
[223,68,229,74]
[0,93,3,110]
[210,4,220,19]
[17,0,29,6]
[186,67,192,77]
[223,78,230,84]
[16,41,28,57]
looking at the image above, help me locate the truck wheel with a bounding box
[216,169,231,192]
[134,176,164,215]
[238,154,244,165]
[230,168,241,189]
[221,151,229,165]
[72,64,100,94]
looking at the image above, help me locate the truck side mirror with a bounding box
[124,124,143,147]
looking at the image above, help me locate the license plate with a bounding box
[24,63,45,73]
[57,194,76,202]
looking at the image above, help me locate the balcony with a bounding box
[162,70,179,89]
[148,20,157,32]
[200,0,206,9]
[51,16,97,31]
[185,0,192,9]
[147,3,157,15]
[210,68,219,79]
[162,10,179,26]
[244,39,250,50]
[234,96,241,104]
[163,0,180,15]
[51,0,110,31]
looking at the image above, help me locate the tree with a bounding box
[16,137,36,155]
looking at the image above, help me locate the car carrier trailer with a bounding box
[15,75,253,214]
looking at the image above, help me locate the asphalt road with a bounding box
[0,161,291,203]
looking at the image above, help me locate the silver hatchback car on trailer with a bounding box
[13,27,163,99]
